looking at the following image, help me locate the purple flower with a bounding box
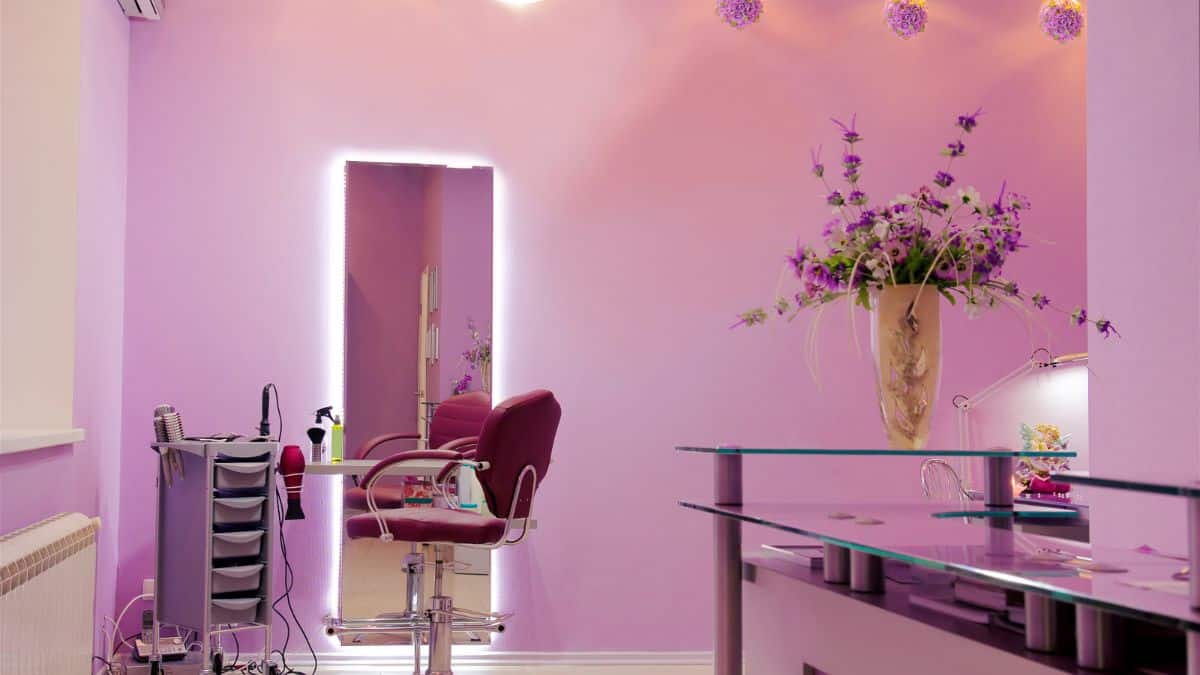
[819,219,840,238]
[941,140,966,157]
[842,153,862,169]
[956,107,983,133]
[831,114,862,144]
[810,146,824,178]
[1070,306,1087,326]
[716,0,763,29]
[884,0,928,39]
[827,190,845,207]
[933,171,954,188]
[1000,281,1019,297]
[1031,292,1050,310]
[1039,0,1084,44]
[1095,318,1117,339]
[451,373,473,396]
[848,190,868,206]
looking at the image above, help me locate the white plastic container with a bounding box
[212,497,266,527]
[211,564,264,594]
[210,597,261,625]
[214,462,270,491]
[212,530,265,559]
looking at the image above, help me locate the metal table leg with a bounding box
[983,455,1014,507]
[1075,605,1121,671]
[714,453,743,675]
[1189,498,1200,610]
[1024,592,1061,653]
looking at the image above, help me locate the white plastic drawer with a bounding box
[212,530,265,559]
[210,597,261,625]
[211,564,264,594]
[213,496,266,527]
[214,461,270,491]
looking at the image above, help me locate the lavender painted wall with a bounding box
[1086,1,1200,551]
[0,0,128,651]
[119,0,1086,652]
[345,163,427,454]
[436,167,493,398]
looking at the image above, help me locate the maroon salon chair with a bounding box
[342,391,491,512]
[329,390,561,675]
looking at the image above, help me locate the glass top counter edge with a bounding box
[677,445,1076,458]
[1053,471,1200,498]
[679,500,1200,632]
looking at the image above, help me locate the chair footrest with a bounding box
[324,611,510,636]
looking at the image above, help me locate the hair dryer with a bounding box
[279,444,306,520]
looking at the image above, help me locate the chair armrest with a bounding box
[438,436,479,452]
[356,432,421,460]
[434,437,479,484]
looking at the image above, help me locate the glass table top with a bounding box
[1053,471,1200,498]
[680,499,1199,631]
[677,445,1076,458]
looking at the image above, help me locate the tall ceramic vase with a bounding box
[870,284,942,450]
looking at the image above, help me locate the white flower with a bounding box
[872,219,890,239]
[956,186,982,207]
[964,295,982,319]
[890,193,917,206]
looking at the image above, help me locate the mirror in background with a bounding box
[342,161,493,645]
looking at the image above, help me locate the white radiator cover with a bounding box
[0,512,100,675]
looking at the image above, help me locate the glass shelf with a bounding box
[677,445,1077,458]
[680,499,1200,631]
[1053,471,1200,498]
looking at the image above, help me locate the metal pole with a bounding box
[822,543,850,585]
[1024,593,1061,653]
[1075,605,1121,671]
[983,454,1014,507]
[714,452,743,675]
[849,551,884,594]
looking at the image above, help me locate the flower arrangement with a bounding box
[734,109,1117,340]
[884,0,928,39]
[1016,423,1072,493]
[716,0,763,29]
[1039,0,1084,44]
[451,318,492,396]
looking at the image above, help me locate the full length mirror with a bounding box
[342,161,494,646]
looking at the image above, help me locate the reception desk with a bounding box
[678,446,1198,674]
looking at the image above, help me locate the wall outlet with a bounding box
[142,577,155,597]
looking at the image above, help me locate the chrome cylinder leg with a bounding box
[426,547,453,675]
[714,452,743,675]
[983,455,1014,507]
[1075,606,1121,671]
[406,547,425,615]
[1187,630,1199,675]
[1189,498,1200,609]
[1024,593,1061,653]
[849,550,884,594]
[823,543,850,585]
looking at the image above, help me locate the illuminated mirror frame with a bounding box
[327,150,508,653]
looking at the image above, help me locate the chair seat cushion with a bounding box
[343,485,408,511]
[346,508,507,545]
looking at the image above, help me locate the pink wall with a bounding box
[0,0,129,652]
[345,162,428,453]
[437,167,493,397]
[1086,1,1200,551]
[119,0,1086,653]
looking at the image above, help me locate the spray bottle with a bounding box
[309,406,334,463]
[330,413,345,464]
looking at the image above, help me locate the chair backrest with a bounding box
[429,391,491,449]
[474,389,561,519]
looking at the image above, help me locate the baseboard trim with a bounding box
[289,650,713,667]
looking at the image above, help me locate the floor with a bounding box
[125,662,709,674]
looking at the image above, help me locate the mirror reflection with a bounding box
[342,161,494,646]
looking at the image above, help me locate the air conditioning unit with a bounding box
[116,0,162,20]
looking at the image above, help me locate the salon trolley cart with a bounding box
[150,440,280,675]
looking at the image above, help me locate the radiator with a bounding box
[0,513,100,675]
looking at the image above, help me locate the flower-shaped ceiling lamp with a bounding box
[1039,0,1084,43]
[716,0,763,29]
[884,0,928,39]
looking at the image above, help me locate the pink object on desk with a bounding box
[1028,475,1070,494]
